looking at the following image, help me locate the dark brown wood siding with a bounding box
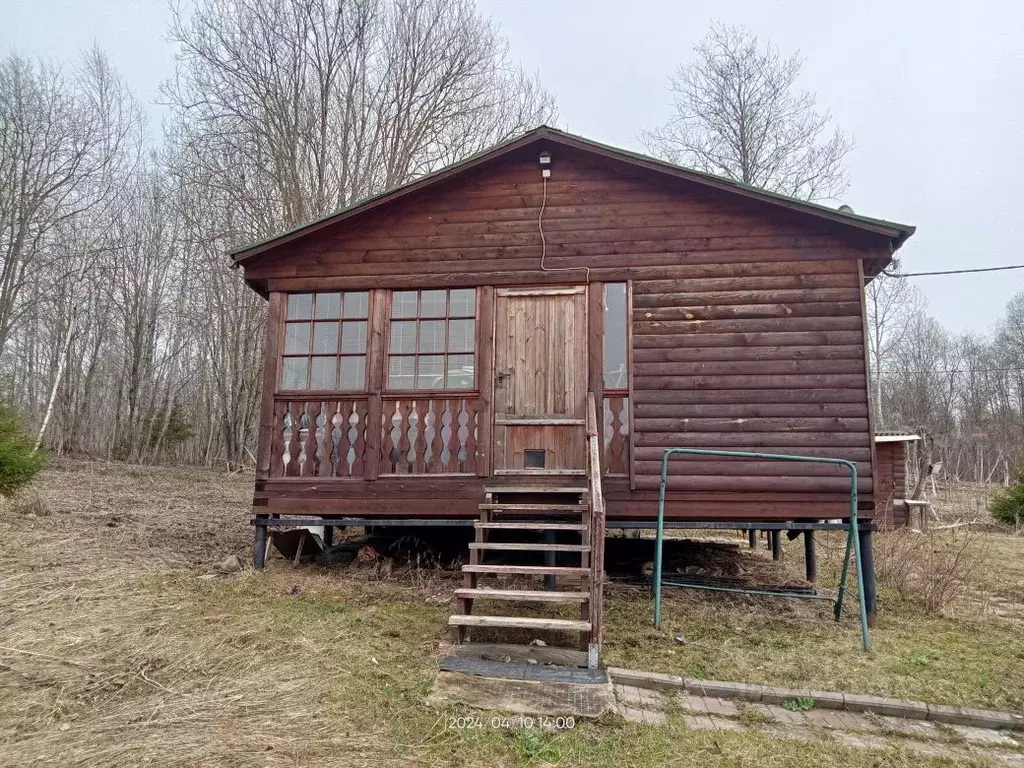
[874,441,909,527]
[244,145,890,521]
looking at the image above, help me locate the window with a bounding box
[387,288,476,390]
[603,283,628,389]
[281,292,368,390]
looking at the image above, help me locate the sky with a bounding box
[4,0,1023,334]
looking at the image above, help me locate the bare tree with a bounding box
[866,267,925,426]
[641,23,853,201]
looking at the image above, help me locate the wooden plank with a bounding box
[448,615,591,632]
[633,359,867,376]
[256,291,284,479]
[363,289,388,480]
[633,402,868,418]
[494,416,586,425]
[461,564,589,577]
[633,388,867,405]
[477,286,494,477]
[467,542,590,552]
[484,486,587,493]
[454,589,590,603]
[636,374,868,390]
[476,522,587,531]
[478,503,589,511]
[633,331,865,349]
[632,345,863,363]
[633,417,869,432]
[496,287,586,296]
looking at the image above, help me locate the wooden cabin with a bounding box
[231,126,914,663]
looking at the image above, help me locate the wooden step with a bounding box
[449,615,591,632]
[468,542,589,552]
[478,503,589,512]
[485,489,589,495]
[462,564,589,577]
[454,588,589,603]
[475,522,587,531]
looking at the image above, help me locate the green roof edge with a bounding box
[228,124,915,260]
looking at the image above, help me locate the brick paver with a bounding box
[612,685,1023,763]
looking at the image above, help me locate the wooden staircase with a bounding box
[449,395,607,668]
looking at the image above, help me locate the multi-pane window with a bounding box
[281,292,368,390]
[387,288,476,390]
[603,283,628,389]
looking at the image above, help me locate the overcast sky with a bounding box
[5,0,1023,334]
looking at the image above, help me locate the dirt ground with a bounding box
[1,459,1022,767]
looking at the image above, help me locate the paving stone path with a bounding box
[614,685,1024,766]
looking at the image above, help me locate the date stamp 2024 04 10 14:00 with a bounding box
[442,714,576,731]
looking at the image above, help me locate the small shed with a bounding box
[873,433,922,527]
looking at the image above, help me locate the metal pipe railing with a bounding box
[654,447,870,652]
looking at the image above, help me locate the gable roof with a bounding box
[228,125,915,264]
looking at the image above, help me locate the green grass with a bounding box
[602,533,1024,712]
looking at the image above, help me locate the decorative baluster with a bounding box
[439,400,454,470]
[350,402,365,476]
[384,400,401,473]
[286,401,304,476]
[428,400,444,473]
[397,400,413,473]
[412,400,427,473]
[331,405,345,476]
[313,402,327,476]
[278,403,292,476]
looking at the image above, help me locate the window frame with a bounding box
[383,287,479,393]
[602,282,630,394]
[278,291,370,394]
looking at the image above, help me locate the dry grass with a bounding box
[1,460,1021,767]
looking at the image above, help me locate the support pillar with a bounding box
[858,526,877,628]
[323,524,334,549]
[748,529,757,548]
[804,530,817,582]
[254,515,268,570]
[770,530,782,561]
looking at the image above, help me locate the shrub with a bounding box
[0,404,46,498]
[874,528,986,614]
[990,471,1024,526]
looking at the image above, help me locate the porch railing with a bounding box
[586,392,607,666]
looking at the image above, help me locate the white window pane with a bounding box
[341,321,367,353]
[310,356,338,389]
[281,358,308,389]
[343,291,369,318]
[284,323,310,354]
[603,283,628,389]
[417,355,444,388]
[392,291,418,318]
[450,288,475,317]
[287,294,313,320]
[389,356,415,389]
[447,354,475,389]
[312,322,339,354]
[390,321,417,353]
[314,293,341,319]
[340,356,365,390]
[419,320,446,353]
[421,290,446,317]
[448,319,474,353]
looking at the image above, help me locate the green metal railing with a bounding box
[653,448,870,652]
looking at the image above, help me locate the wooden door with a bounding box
[493,287,588,473]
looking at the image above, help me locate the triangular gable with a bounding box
[228,126,915,265]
